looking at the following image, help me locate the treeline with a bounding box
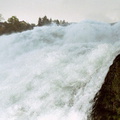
[38,16,68,26]
[0,15,69,35]
[0,16,35,35]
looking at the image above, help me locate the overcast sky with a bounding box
[0,0,120,24]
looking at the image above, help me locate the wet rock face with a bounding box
[91,54,120,120]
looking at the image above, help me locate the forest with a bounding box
[0,14,69,35]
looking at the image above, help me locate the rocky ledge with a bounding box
[91,54,120,120]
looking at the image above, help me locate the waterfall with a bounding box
[0,21,120,120]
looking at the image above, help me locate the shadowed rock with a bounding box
[91,54,120,120]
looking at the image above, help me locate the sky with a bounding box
[0,0,120,24]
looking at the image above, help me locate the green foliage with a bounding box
[38,16,69,26]
[0,14,69,35]
[0,16,34,35]
[8,16,19,24]
[38,16,51,26]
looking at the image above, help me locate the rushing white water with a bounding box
[0,21,120,120]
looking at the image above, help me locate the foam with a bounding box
[0,21,120,120]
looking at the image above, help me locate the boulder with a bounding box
[91,54,120,120]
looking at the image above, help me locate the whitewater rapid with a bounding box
[0,21,120,120]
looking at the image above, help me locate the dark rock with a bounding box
[90,54,120,120]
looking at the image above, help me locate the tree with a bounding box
[38,17,42,26]
[42,16,50,25]
[54,20,60,25]
[8,16,19,24]
[38,16,51,26]
[0,14,4,22]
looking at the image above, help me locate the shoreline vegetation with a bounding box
[0,15,69,36]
